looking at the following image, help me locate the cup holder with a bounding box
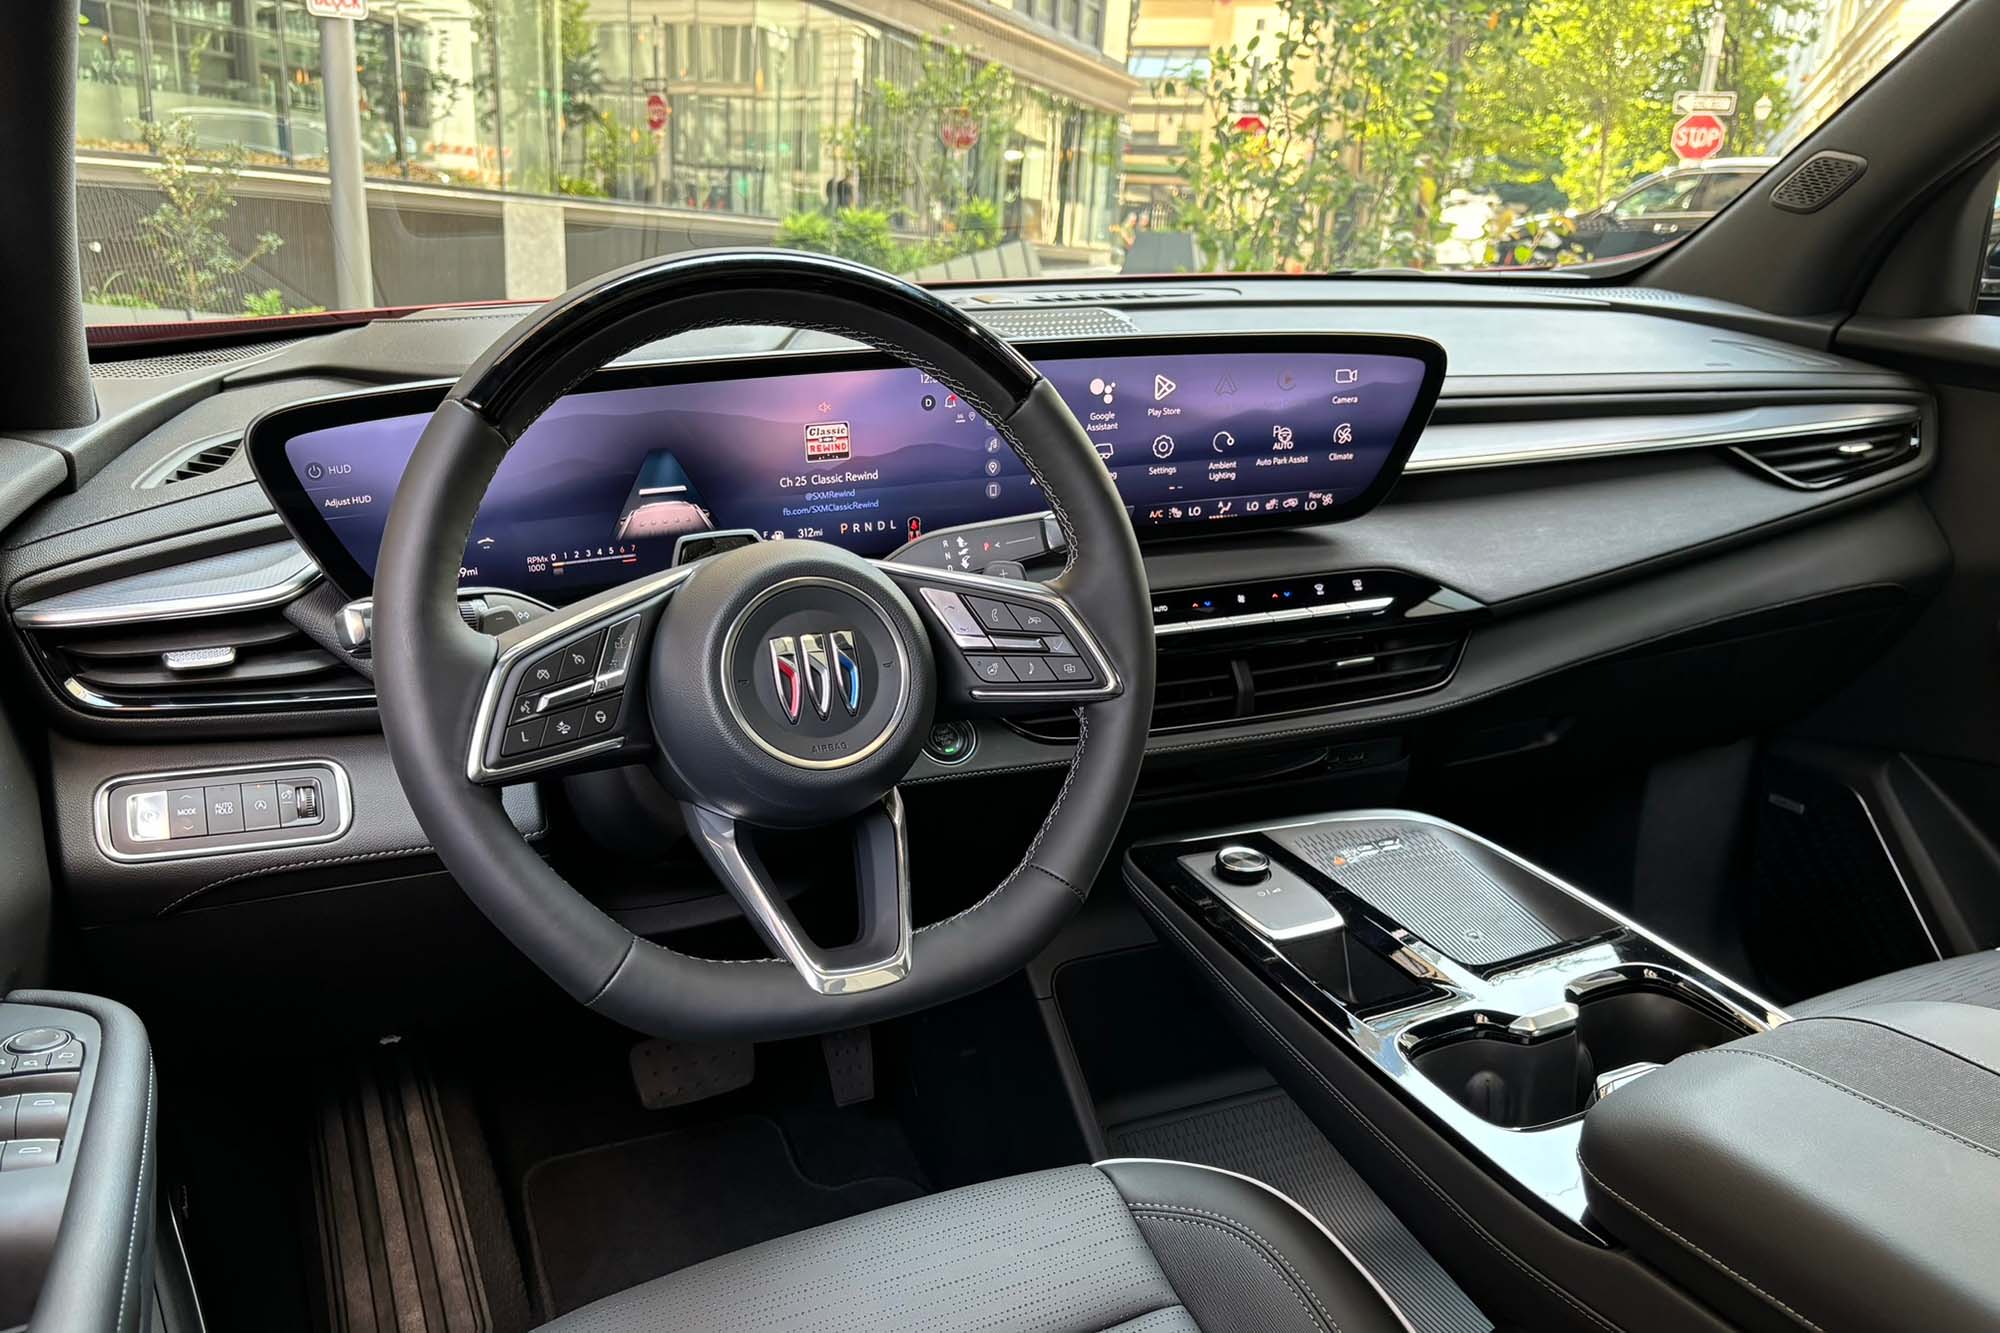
[1408,979,1755,1129]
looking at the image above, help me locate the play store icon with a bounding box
[1153,373,1177,400]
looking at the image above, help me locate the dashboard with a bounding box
[249,336,1443,604]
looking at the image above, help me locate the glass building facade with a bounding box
[75,0,1132,289]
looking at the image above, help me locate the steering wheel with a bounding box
[373,252,1155,1041]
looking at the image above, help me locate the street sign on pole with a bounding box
[306,0,367,17]
[1673,90,1738,117]
[645,93,668,132]
[1671,113,1728,161]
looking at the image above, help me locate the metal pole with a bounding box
[319,15,375,309]
[1699,11,1725,92]
[389,6,410,179]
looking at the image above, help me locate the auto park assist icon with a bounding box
[769,632,862,723]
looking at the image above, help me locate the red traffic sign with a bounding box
[645,93,668,132]
[1671,112,1726,161]
[1232,114,1268,136]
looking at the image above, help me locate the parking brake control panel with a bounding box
[98,760,347,861]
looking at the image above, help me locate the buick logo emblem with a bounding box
[768,631,861,723]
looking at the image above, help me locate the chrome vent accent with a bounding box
[1730,420,1920,489]
[12,541,318,627]
[1011,622,1464,741]
[1770,151,1867,214]
[35,605,369,713]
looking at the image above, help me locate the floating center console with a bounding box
[1126,810,1787,1234]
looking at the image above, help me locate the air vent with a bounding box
[1011,622,1464,741]
[1730,420,1920,489]
[1770,151,1867,214]
[35,606,369,712]
[133,434,244,489]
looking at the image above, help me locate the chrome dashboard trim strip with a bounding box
[91,758,354,864]
[62,677,376,714]
[1405,409,1920,474]
[15,552,322,628]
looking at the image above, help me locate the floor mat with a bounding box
[522,1115,926,1318]
[1108,1088,1492,1333]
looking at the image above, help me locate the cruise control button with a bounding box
[964,597,1022,632]
[1046,656,1094,683]
[543,706,587,747]
[501,718,548,756]
[579,695,622,737]
[987,633,1045,651]
[204,785,245,834]
[521,650,564,693]
[965,655,1017,684]
[1010,604,1059,634]
[557,629,606,682]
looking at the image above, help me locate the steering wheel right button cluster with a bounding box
[912,584,1109,700]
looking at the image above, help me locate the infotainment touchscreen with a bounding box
[255,336,1442,602]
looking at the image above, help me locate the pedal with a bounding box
[820,1027,875,1107]
[627,1038,754,1109]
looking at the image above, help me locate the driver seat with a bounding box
[537,1158,1414,1333]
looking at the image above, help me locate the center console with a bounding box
[1125,809,1788,1331]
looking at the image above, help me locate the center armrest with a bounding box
[1579,999,2000,1333]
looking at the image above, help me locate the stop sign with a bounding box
[646,93,668,132]
[1671,112,1726,161]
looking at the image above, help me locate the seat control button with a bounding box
[4,1029,70,1055]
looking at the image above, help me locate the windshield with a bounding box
[73,0,1953,327]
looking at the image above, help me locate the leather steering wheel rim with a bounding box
[373,250,1155,1041]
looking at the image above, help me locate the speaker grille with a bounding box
[1771,152,1867,213]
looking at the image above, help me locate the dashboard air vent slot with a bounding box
[1730,420,1919,489]
[1009,621,1464,742]
[35,607,369,711]
[162,437,242,486]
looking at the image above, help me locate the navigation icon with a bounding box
[1153,373,1177,401]
[1215,372,1237,396]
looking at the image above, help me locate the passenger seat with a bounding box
[1789,948,2000,1017]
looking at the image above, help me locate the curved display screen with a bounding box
[255,336,1443,603]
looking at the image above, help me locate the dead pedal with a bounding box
[820,1027,875,1106]
[627,1038,755,1109]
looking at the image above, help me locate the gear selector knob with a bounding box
[1214,845,1271,883]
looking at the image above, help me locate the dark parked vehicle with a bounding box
[1493,156,1778,266]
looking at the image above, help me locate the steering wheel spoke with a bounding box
[879,564,1122,714]
[684,790,912,996]
[466,566,691,783]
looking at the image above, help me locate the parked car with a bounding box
[1490,156,1778,266]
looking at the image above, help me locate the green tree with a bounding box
[130,117,283,317]
[1169,0,1530,272]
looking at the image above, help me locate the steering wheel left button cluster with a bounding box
[481,602,661,778]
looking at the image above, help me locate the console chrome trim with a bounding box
[90,759,354,864]
[686,791,912,996]
[61,677,377,714]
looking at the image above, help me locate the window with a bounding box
[1612,175,1705,217]
[1127,48,1212,83]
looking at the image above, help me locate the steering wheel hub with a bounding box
[647,541,934,827]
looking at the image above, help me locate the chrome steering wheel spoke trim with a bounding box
[464,563,695,783]
[876,562,1121,708]
[685,789,913,996]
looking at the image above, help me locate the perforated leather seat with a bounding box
[537,1158,1414,1333]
